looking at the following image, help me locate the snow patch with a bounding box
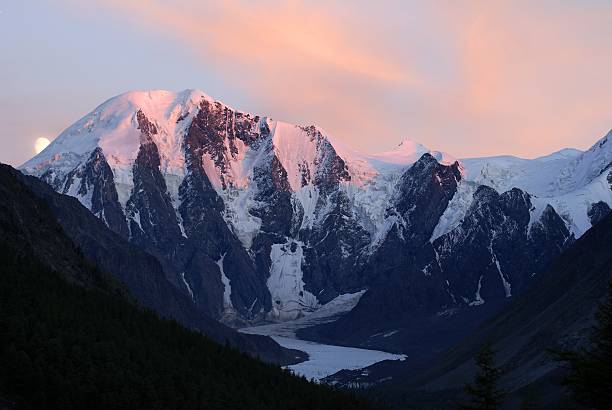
[216,253,233,309]
[293,185,321,230]
[381,330,399,338]
[179,272,194,301]
[489,240,512,298]
[430,180,479,242]
[470,276,485,306]
[65,173,93,211]
[222,187,262,248]
[164,173,187,237]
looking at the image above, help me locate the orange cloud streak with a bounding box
[414,1,612,156]
[60,0,612,158]
[93,0,412,84]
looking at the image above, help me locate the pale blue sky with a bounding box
[2,1,612,165]
[1,1,243,165]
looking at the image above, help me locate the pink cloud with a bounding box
[382,1,612,157]
[91,0,412,83]
[61,0,612,158]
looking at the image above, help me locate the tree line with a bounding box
[0,242,373,410]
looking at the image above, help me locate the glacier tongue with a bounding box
[18,88,612,326]
[241,290,366,338]
[267,239,319,321]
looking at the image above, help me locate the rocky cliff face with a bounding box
[327,213,612,410]
[299,164,574,354]
[21,90,612,338]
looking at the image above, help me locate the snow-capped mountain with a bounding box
[21,89,612,331]
[461,132,612,235]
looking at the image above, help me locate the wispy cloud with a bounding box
[57,0,612,158]
[95,0,412,82]
[429,1,612,155]
[65,0,423,152]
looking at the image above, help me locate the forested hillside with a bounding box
[0,164,371,409]
[0,237,372,409]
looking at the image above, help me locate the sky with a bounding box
[2,0,612,166]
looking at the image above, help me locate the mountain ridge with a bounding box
[20,89,612,351]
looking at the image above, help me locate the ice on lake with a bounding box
[270,335,405,381]
[240,291,405,381]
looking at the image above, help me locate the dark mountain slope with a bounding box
[23,89,596,328]
[299,182,572,357]
[0,164,119,291]
[0,227,371,410]
[330,213,612,409]
[0,162,371,409]
[0,164,302,365]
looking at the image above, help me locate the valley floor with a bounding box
[240,292,405,380]
[268,335,405,381]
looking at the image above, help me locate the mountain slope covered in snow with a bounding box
[461,132,612,236]
[21,90,612,343]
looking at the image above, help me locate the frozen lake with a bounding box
[269,335,405,381]
[240,292,405,381]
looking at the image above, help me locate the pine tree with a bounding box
[555,281,612,408]
[460,343,506,410]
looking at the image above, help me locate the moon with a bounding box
[34,137,51,154]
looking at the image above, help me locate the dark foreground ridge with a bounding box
[0,163,372,410]
[1,163,303,365]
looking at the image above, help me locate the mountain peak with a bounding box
[395,139,428,154]
[366,138,457,170]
